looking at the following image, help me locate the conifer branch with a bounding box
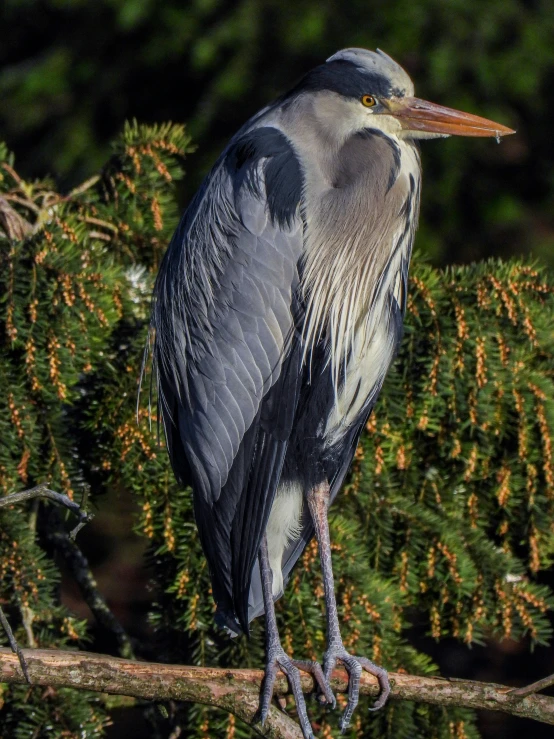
[0,485,97,680]
[1,648,554,736]
[0,485,133,659]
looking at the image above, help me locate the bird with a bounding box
[150,48,514,737]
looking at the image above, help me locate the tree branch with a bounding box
[1,648,554,737]
[0,649,302,738]
[508,673,554,699]
[0,484,94,539]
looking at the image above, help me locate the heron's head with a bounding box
[289,48,514,144]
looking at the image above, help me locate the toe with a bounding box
[333,652,390,729]
[259,660,279,726]
[280,658,315,739]
[295,659,335,706]
[357,656,391,711]
[258,650,326,739]
[339,656,362,730]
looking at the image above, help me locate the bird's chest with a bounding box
[322,263,404,445]
[300,140,420,444]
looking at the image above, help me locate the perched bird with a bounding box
[150,48,513,737]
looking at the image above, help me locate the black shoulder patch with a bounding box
[289,59,395,100]
[226,127,303,228]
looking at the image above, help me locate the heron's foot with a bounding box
[259,643,334,739]
[323,644,390,731]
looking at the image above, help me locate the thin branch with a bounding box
[88,230,113,241]
[67,175,100,198]
[81,215,119,232]
[0,484,94,539]
[1,648,554,737]
[1,162,24,188]
[0,611,30,683]
[509,673,554,699]
[1,193,40,213]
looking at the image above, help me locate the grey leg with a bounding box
[258,534,333,738]
[306,481,390,731]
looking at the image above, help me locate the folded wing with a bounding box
[152,127,305,632]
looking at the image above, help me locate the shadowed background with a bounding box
[2,0,554,269]
[2,1,554,737]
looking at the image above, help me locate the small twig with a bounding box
[1,162,24,188]
[67,175,100,198]
[0,608,30,683]
[20,604,37,649]
[88,230,112,241]
[81,215,119,232]
[509,673,554,699]
[2,193,40,213]
[69,484,92,540]
[0,484,94,537]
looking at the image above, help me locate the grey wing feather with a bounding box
[152,130,304,630]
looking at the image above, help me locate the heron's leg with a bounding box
[306,481,390,730]
[258,533,333,738]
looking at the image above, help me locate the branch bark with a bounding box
[1,648,553,737]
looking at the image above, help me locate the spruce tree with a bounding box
[0,123,553,738]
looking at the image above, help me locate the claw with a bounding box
[259,646,327,739]
[294,658,335,706]
[323,647,390,731]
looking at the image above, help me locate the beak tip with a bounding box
[497,126,516,138]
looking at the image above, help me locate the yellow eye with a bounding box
[361,94,376,107]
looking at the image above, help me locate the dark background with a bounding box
[3,0,554,736]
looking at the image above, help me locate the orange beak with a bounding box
[386,97,515,138]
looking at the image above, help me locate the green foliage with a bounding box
[1,122,554,738]
[358,262,554,648]
[0,503,110,737]
[0,121,193,736]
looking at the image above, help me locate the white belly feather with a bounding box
[324,315,395,445]
[265,482,304,597]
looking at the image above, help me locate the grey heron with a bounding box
[150,48,513,737]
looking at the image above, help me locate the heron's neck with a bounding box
[296,128,421,384]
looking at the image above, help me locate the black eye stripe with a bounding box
[290,60,395,99]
